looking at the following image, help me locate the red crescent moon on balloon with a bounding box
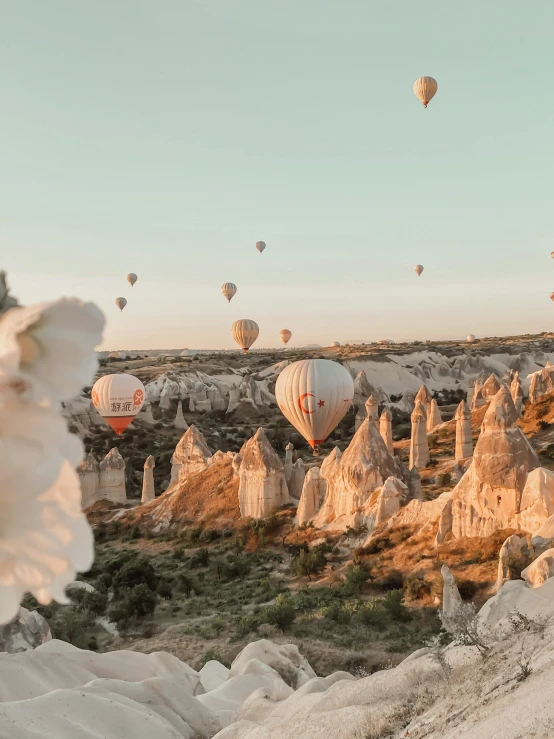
[298,393,315,414]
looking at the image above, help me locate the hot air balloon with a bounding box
[275,359,354,455]
[232,319,259,353]
[414,265,424,277]
[126,273,138,287]
[331,341,341,347]
[222,282,237,303]
[91,374,145,435]
[115,297,127,311]
[550,293,554,302]
[467,334,476,343]
[256,241,266,254]
[280,329,292,346]
[551,252,554,259]
[413,76,438,108]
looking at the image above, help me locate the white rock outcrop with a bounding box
[0,607,52,654]
[454,399,472,462]
[440,564,463,633]
[174,402,188,430]
[78,452,100,508]
[449,386,543,538]
[379,407,393,453]
[521,548,554,587]
[141,455,156,503]
[480,372,501,402]
[297,467,325,525]
[409,401,429,470]
[98,448,126,504]
[237,429,291,518]
[284,442,294,484]
[414,384,433,416]
[426,398,442,431]
[495,534,530,591]
[169,425,212,486]
[315,417,404,530]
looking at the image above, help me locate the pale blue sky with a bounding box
[2,1,553,349]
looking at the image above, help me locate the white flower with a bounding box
[0,298,105,403]
[0,459,94,624]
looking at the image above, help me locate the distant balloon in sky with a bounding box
[331,341,341,347]
[256,241,266,254]
[467,334,476,343]
[115,297,127,311]
[279,329,292,346]
[221,282,237,303]
[551,252,554,259]
[550,293,554,302]
[126,273,138,287]
[232,319,259,353]
[413,76,438,108]
[91,373,145,435]
[414,265,424,277]
[275,358,354,455]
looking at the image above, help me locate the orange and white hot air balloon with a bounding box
[280,329,292,346]
[91,374,145,435]
[414,264,424,277]
[115,297,127,311]
[256,241,266,254]
[232,319,259,353]
[126,273,138,287]
[275,359,354,455]
[413,76,438,108]
[550,293,554,302]
[222,282,237,303]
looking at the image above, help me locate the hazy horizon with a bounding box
[3,1,554,350]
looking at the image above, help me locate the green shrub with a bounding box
[342,564,370,595]
[382,589,411,622]
[177,572,201,597]
[264,595,296,631]
[404,577,431,601]
[112,556,158,594]
[108,584,158,628]
[67,587,108,616]
[291,548,327,580]
[190,548,210,568]
[356,602,386,628]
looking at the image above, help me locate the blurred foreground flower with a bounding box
[0,275,104,623]
[0,297,104,403]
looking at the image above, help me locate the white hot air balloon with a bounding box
[550,293,554,302]
[331,341,341,347]
[467,334,476,343]
[115,297,127,311]
[280,329,292,346]
[91,374,145,435]
[414,265,424,277]
[551,252,554,259]
[221,282,237,303]
[413,76,438,108]
[232,319,259,353]
[275,359,354,455]
[256,241,266,254]
[126,273,138,287]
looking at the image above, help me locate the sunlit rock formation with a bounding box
[297,467,326,525]
[409,401,429,470]
[78,452,100,508]
[141,455,156,503]
[426,399,442,432]
[169,425,212,486]
[496,534,530,591]
[379,407,393,453]
[174,402,188,430]
[440,565,463,632]
[98,448,126,504]
[237,428,290,518]
[454,400,472,462]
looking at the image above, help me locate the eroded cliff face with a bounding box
[236,428,290,519]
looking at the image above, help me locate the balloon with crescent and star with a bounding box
[275,358,354,455]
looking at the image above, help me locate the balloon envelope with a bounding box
[280,329,292,346]
[550,293,554,302]
[256,241,266,253]
[413,76,438,107]
[221,282,237,302]
[275,359,354,454]
[232,319,259,353]
[414,265,424,277]
[551,252,554,260]
[115,297,127,311]
[126,273,138,287]
[467,334,476,342]
[91,374,145,435]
